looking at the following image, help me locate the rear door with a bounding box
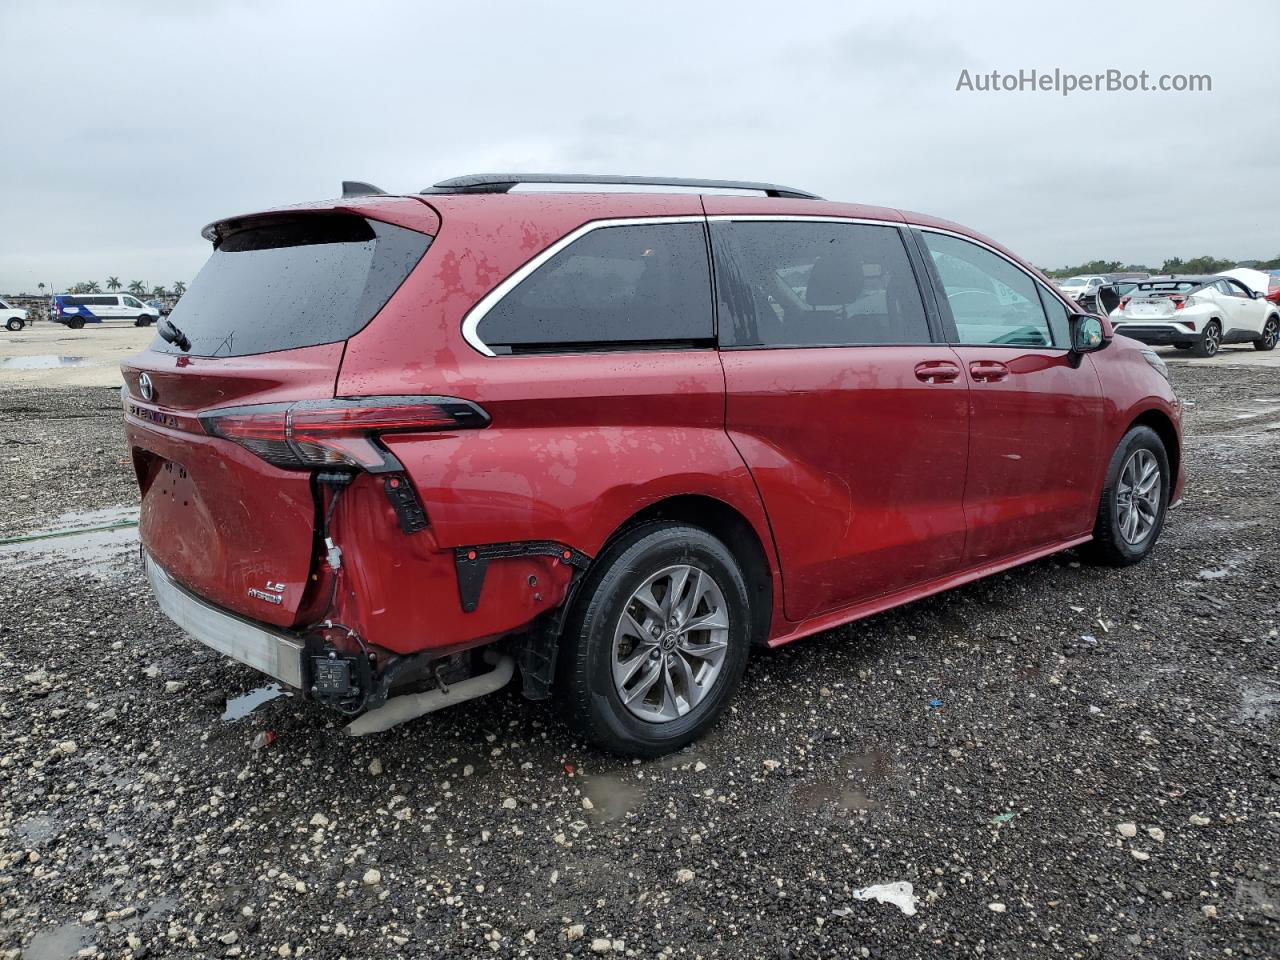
[121,208,433,626]
[712,216,970,622]
[916,229,1104,565]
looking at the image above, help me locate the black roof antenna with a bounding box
[342,180,388,198]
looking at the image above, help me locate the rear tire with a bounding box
[4,318,22,332]
[1254,316,1279,351]
[1190,320,1221,357]
[557,522,751,757]
[1087,425,1170,567]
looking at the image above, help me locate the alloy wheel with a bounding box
[611,564,729,723]
[1116,448,1161,545]
[1203,323,1221,356]
[1263,318,1278,349]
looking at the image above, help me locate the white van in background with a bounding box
[53,293,160,328]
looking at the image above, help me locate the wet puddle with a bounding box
[222,683,287,721]
[0,355,93,370]
[0,506,138,575]
[23,923,94,960]
[14,815,60,845]
[580,773,646,821]
[794,748,893,813]
[1238,683,1280,724]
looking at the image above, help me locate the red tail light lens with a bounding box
[202,396,489,472]
[1171,296,1186,310]
[1119,296,1131,310]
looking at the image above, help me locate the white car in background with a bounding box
[1056,274,1107,303]
[1110,275,1280,357]
[1,299,29,332]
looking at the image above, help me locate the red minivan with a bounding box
[122,174,1183,756]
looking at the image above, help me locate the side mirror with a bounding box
[1068,313,1106,360]
[1253,289,1266,299]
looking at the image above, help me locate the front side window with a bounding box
[712,220,931,347]
[475,222,713,354]
[922,232,1053,347]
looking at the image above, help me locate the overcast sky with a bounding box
[2,0,1277,292]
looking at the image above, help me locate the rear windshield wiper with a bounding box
[159,319,191,352]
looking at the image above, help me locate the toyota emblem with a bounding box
[139,372,154,402]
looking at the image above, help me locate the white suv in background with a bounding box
[1,299,29,332]
[1110,275,1280,357]
[1057,275,1107,302]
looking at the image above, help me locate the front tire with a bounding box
[1088,426,1170,567]
[1254,316,1279,351]
[135,315,154,327]
[67,318,84,329]
[4,318,22,332]
[1190,319,1221,358]
[558,523,751,757]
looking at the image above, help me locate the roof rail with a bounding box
[423,173,822,200]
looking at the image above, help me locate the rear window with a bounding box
[1135,281,1200,296]
[152,215,430,357]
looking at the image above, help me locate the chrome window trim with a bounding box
[460,213,1066,356]
[460,215,708,357]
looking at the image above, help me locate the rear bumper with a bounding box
[1113,324,1196,345]
[146,554,306,688]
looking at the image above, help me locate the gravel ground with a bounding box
[1,362,1276,959]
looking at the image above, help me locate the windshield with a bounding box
[151,215,430,357]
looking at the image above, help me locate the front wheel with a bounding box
[1254,316,1279,351]
[4,318,22,332]
[67,318,84,330]
[1190,320,1221,358]
[557,523,751,757]
[134,315,154,327]
[1087,425,1170,566]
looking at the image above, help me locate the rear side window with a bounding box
[152,215,431,357]
[712,221,931,347]
[922,232,1053,347]
[475,222,713,353]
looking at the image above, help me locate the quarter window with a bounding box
[475,222,713,353]
[1037,285,1071,346]
[711,221,931,347]
[922,232,1053,347]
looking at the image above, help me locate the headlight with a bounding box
[1141,349,1170,382]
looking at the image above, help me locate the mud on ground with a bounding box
[0,362,1276,959]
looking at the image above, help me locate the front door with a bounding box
[916,230,1105,565]
[711,217,971,622]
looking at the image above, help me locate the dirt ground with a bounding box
[0,331,1276,959]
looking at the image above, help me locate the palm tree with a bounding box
[106,276,121,291]
[37,283,45,294]
[84,280,101,293]
[173,280,187,297]
[128,281,145,295]
[152,285,168,298]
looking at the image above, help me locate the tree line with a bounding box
[1046,255,1280,278]
[39,278,188,298]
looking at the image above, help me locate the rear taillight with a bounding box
[1171,296,1186,310]
[1119,296,1131,310]
[202,396,489,472]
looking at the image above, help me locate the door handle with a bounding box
[969,360,1009,383]
[914,360,961,384]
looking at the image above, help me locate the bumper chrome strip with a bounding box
[145,554,306,689]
